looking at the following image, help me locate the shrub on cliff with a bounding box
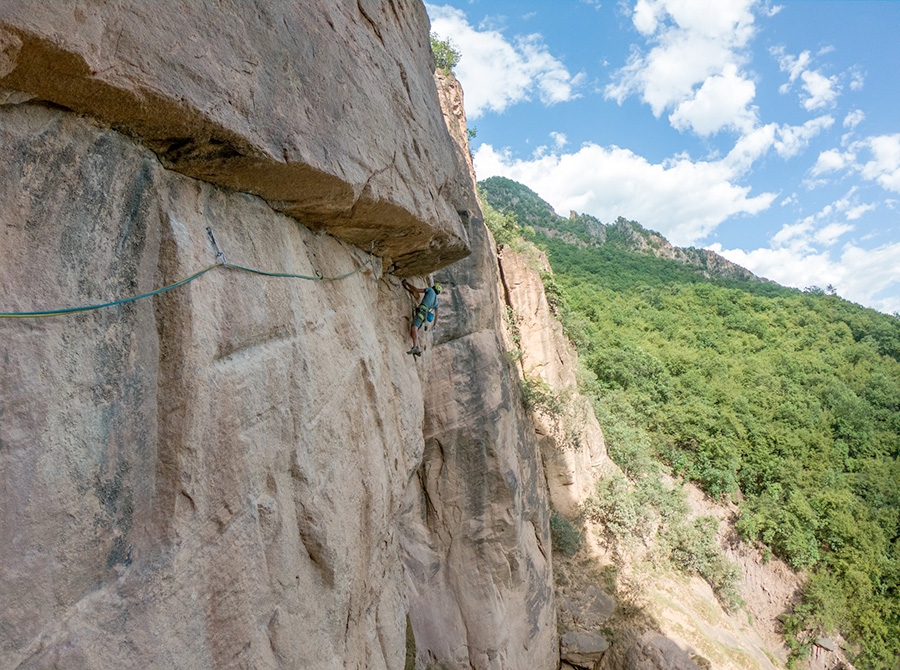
[430,33,460,75]
[550,511,585,556]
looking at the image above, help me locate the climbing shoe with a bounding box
[407,347,421,356]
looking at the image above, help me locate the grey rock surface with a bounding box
[560,629,610,666]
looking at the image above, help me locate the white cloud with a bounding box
[668,62,757,135]
[800,69,840,110]
[773,47,842,111]
[723,123,776,172]
[474,141,775,246]
[606,0,759,136]
[814,222,854,246]
[712,187,900,311]
[811,134,900,193]
[721,116,833,174]
[843,109,865,129]
[426,4,582,118]
[550,131,568,148]
[711,240,900,314]
[772,48,811,89]
[769,190,867,250]
[773,116,834,158]
[858,134,900,193]
[811,148,854,176]
[845,203,876,220]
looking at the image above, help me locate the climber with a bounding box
[402,279,442,357]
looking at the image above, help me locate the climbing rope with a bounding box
[223,260,369,282]
[0,263,222,319]
[0,227,375,319]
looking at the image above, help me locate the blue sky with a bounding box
[426,0,900,314]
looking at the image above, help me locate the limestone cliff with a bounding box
[0,3,555,669]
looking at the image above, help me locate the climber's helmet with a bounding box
[433,283,442,294]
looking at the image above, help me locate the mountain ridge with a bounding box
[479,175,768,285]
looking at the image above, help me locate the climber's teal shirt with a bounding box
[413,287,438,327]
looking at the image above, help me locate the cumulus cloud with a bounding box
[811,148,854,176]
[772,46,841,111]
[720,116,833,174]
[607,0,759,136]
[426,4,582,118]
[773,116,834,158]
[550,132,568,148]
[774,48,811,90]
[859,134,900,192]
[814,222,854,246]
[811,134,900,193]
[843,109,865,129]
[800,70,840,110]
[668,62,758,135]
[710,188,900,311]
[711,240,900,314]
[474,141,775,246]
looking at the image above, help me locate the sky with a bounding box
[426,0,900,315]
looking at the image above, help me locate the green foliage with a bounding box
[480,186,524,248]
[584,471,652,538]
[480,176,561,233]
[503,305,524,362]
[430,33,460,74]
[484,177,900,668]
[521,374,565,417]
[550,511,585,556]
[663,516,743,608]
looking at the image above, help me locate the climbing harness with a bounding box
[0,226,375,319]
[415,303,435,324]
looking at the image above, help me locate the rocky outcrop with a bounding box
[497,247,609,516]
[0,3,557,669]
[0,1,470,274]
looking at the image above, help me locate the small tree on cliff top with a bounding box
[430,33,461,75]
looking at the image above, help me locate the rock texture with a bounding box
[0,100,421,670]
[399,74,558,670]
[0,3,555,669]
[0,1,470,274]
[497,247,609,516]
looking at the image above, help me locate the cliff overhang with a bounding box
[0,1,470,275]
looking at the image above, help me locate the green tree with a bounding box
[430,33,460,75]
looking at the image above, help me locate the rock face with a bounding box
[1,100,422,670]
[400,74,558,669]
[497,247,609,516]
[0,3,555,670]
[0,1,470,275]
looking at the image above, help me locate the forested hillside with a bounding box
[480,178,900,669]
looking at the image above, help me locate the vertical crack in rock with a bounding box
[152,214,198,544]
